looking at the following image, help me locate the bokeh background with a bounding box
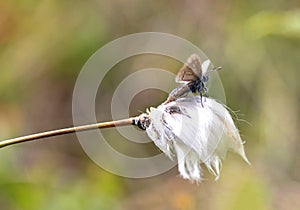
[0,0,299,209]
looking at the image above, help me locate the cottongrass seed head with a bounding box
[144,96,250,182]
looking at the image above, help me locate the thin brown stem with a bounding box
[0,118,136,149]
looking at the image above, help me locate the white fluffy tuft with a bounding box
[145,96,250,182]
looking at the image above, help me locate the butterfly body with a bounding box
[188,78,207,94]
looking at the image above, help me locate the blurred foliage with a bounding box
[0,0,299,210]
[246,10,300,39]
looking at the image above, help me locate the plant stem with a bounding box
[0,118,136,149]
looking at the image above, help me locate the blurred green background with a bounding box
[0,0,299,209]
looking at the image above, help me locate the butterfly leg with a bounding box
[203,86,209,102]
[199,92,204,107]
[197,82,206,107]
[203,86,208,97]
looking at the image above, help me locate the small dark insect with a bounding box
[164,54,221,106]
[165,105,182,114]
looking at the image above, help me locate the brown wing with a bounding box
[175,54,202,83]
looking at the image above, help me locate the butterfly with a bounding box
[164,54,221,106]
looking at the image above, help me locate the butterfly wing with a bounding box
[175,54,202,83]
[201,59,211,75]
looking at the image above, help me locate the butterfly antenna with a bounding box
[206,66,222,74]
[213,66,222,71]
